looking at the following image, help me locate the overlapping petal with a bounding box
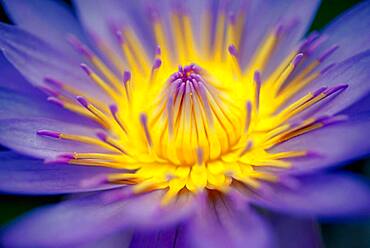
[282,50,370,123]
[188,196,273,248]
[0,87,97,126]
[2,0,88,56]
[253,173,370,218]
[0,191,193,248]
[0,117,107,159]
[0,151,120,195]
[0,23,108,102]
[130,226,188,248]
[240,0,320,73]
[315,0,370,67]
[271,116,370,174]
[73,0,155,61]
[266,213,323,248]
[0,53,38,94]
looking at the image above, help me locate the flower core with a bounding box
[37,4,347,204]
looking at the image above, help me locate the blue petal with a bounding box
[240,0,321,72]
[0,87,97,126]
[271,116,370,174]
[0,23,109,102]
[266,212,323,248]
[316,0,370,67]
[130,226,188,248]
[2,0,88,56]
[284,50,370,121]
[188,196,274,248]
[0,117,108,158]
[0,151,120,195]
[0,52,38,94]
[253,173,370,219]
[0,191,193,247]
[73,0,155,59]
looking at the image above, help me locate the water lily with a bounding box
[0,0,370,247]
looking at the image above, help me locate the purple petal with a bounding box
[341,94,370,116]
[2,0,88,56]
[0,52,39,94]
[0,151,120,195]
[0,23,108,102]
[0,117,108,159]
[0,87,97,126]
[283,50,370,121]
[82,230,131,248]
[130,226,188,248]
[0,191,192,247]
[253,173,370,218]
[271,116,370,174]
[266,212,323,248]
[315,0,370,67]
[240,0,320,72]
[188,197,273,248]
[73,0,154,59]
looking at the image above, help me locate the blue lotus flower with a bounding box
[0,0,370,247]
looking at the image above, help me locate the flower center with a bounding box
[36,2,348,205]
[150,64,242,166]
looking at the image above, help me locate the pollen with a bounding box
[38,3,347,205]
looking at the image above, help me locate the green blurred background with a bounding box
[0,0,369,247]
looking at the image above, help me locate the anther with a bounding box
[318,45,339,63]
[37,130,61,139]
[47,97,64,108]
[68,35,94,59]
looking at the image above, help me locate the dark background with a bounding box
[0,0,369,247]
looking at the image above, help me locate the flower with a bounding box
[0,0,370,247]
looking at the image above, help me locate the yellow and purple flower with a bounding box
[0,0,370,247]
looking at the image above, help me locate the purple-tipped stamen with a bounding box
[228,45,238,57]
[80,63,92,75]
[152,58,162,70]
[47,97,64,108]
[292,53,304,66]
[320,63,336,75]
[36,130,61,139]
[325,84,348,96]
[67,35,93,58]
[44,77,63,89]
[318,45,339,62]
[76,96,89,108]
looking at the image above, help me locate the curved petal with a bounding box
[0,117,108,159]
[2,0,88,56]
[0,151,120,195]
[0,23,108,102]
[0,87,97,126]
[188,196,274,248]
[82,230,132,248]
[315,0,370,67]
[240,0,320,72]
[73,0,155,60]
[341,94,370,116]
[266,212,323,248]
[270,116,370,174]
[253,173,370,219]
[0,191,192,248]
[0,52,38,94]
[283,50,370,122]
[130,225,188,248]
